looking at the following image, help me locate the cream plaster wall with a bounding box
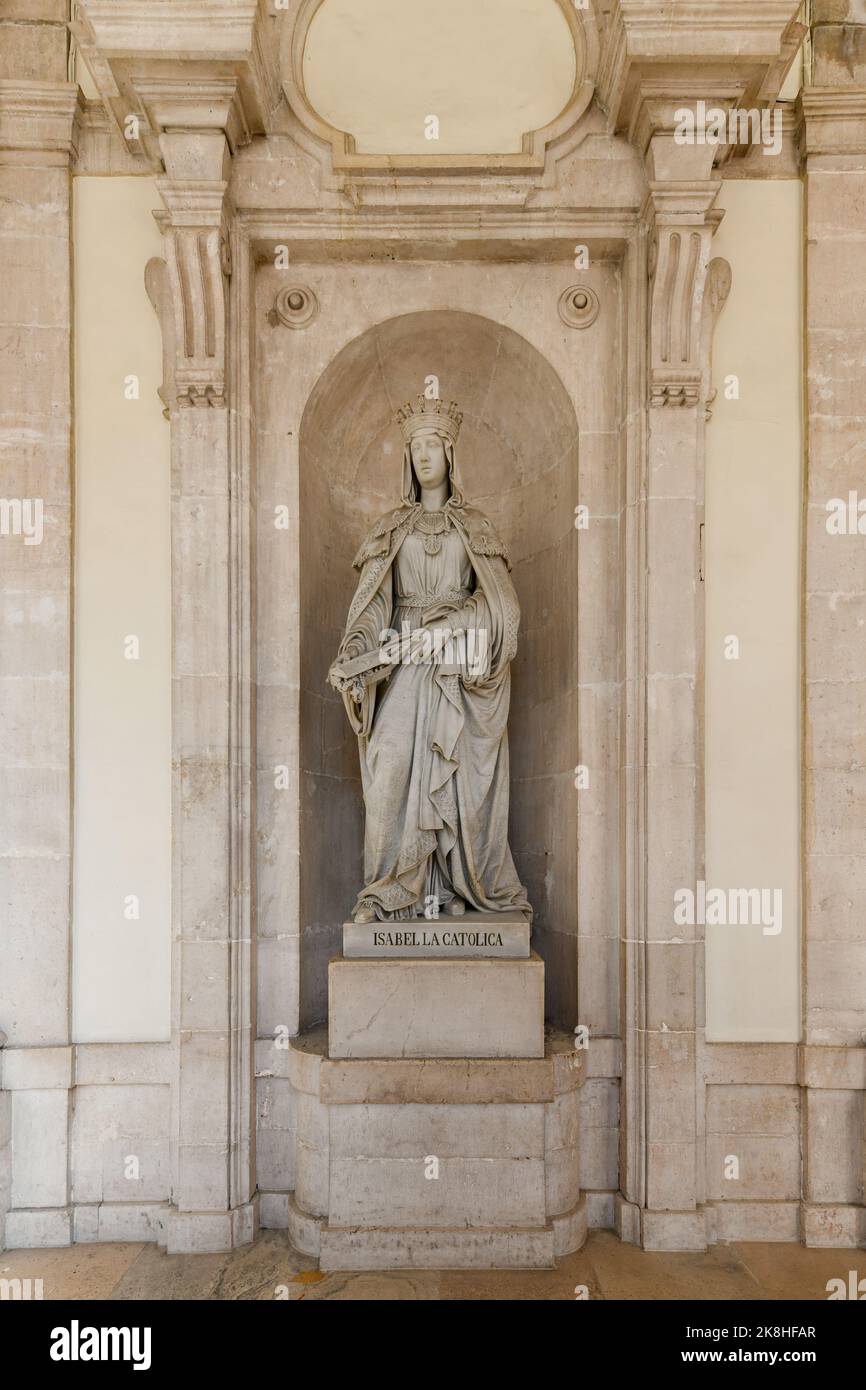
[72,177,171,1043]
[302,0,576,154]
[705,180,803,1042]
[65,106,803,1053]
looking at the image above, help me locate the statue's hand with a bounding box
[328,662,354,694]
[329,662,366,704]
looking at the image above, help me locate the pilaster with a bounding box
[601,0,799,1255]
[69,0,277,1256]
[801,11,866,1245]
[0,69,80,1249]
[152,130,256,1253]
[637,159,727,1251]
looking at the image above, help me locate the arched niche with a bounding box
[299,310,579,1028]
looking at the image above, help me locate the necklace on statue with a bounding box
[413,509,450,555]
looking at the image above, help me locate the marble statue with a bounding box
[328,396,531,925]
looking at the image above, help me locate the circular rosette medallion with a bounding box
[557,284,599,330]
[273,285,319,329]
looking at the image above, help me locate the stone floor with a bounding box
[0,1231,855,1300]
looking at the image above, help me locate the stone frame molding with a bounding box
[278,0,601,176]
[5,0,861,1260]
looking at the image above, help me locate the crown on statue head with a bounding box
[395,395,463,445]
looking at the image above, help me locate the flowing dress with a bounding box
[335,500,530,922]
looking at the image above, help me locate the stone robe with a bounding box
[335,471,531,923]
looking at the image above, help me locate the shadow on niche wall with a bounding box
[298,310,580,1029]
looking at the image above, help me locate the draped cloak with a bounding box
[334,443,531,923]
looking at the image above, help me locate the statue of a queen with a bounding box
[328,396,531,927]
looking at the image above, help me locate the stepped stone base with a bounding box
[321,1222,556,1271]
[286,1028,586,1270]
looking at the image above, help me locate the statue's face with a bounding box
[410,429,448,490]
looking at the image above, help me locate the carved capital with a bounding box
[643,179,729,409]
[150,168,232,410]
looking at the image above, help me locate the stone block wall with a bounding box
[0,0,77,1251]
[1,0,865,1258]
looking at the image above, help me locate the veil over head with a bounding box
[400,433,465,508]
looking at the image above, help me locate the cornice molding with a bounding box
[802,87,866,157]
[135,78,253,155]
[598,0,805,159]
[237,206,639,254]
[0,80,82,158]
[72,0,280,169]
[75,0,262,51]
[156,179,229,225]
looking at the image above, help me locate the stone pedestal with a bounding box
[287,1028,586,1270]
[287,929,586,1270]
[328,950,545,1060]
